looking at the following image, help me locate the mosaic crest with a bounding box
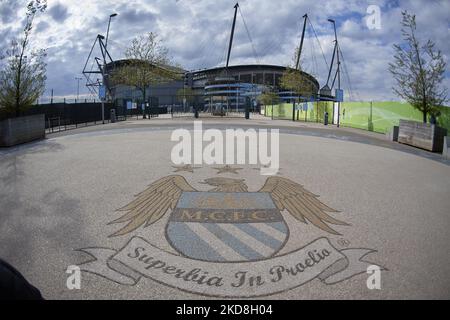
[166,191,289,262]
[79,172,382,298]
[109,175,349,262]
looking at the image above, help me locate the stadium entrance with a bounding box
[170,98,254,119]
[171,83,257,119]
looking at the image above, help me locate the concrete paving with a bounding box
[1,117,449,299]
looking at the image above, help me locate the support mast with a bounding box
[226,3,239,68]
[296,14,308,71]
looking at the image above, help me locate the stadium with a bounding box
[104,62,320,113]
[188,64,319,112]
[84,4,329,116]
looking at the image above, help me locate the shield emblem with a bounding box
[166,192,289,262]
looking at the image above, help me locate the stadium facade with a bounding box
[107,61,320,113]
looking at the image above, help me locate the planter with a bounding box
[0,114,45,147]
[398,119,447,152]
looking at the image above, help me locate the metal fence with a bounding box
[8,94,266,133]
[24,102,126,134]
[125,94,261,119]
[261,100,334,124]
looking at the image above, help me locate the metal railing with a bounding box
[36,98,101,105]
[45,116,120,134]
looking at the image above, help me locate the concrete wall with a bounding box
[0,114,45,147]
[443,136,450,160]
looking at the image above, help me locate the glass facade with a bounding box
[204,78,262,112]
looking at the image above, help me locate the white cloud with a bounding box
[0,0,448,102]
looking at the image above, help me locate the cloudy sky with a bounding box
[0,0,449,101]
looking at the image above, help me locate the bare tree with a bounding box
[110,32,181,117]
[389,11,447,123]
[0,0,47,118]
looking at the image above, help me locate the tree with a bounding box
[389,11,447,123]
[280,67,315,100]
[258,90,280,119]
[258,91,279,106]
[110,32,181,117]
[0,0,47,118]
[279,66,316,121]
[279,43,315,100]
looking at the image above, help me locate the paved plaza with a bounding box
[1,117,449,299]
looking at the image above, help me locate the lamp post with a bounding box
[328,18,341,128]
[75,77,82,102]
[106,13,118,49]
[94,52,108,125]
[328,19,337,42]
[103,13,117,123]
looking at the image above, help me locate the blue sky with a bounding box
[0,0,449,101]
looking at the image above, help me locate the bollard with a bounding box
[324,112,329,126]
[110,109,116,123]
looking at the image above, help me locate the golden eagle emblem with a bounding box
[109,176,349,262]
